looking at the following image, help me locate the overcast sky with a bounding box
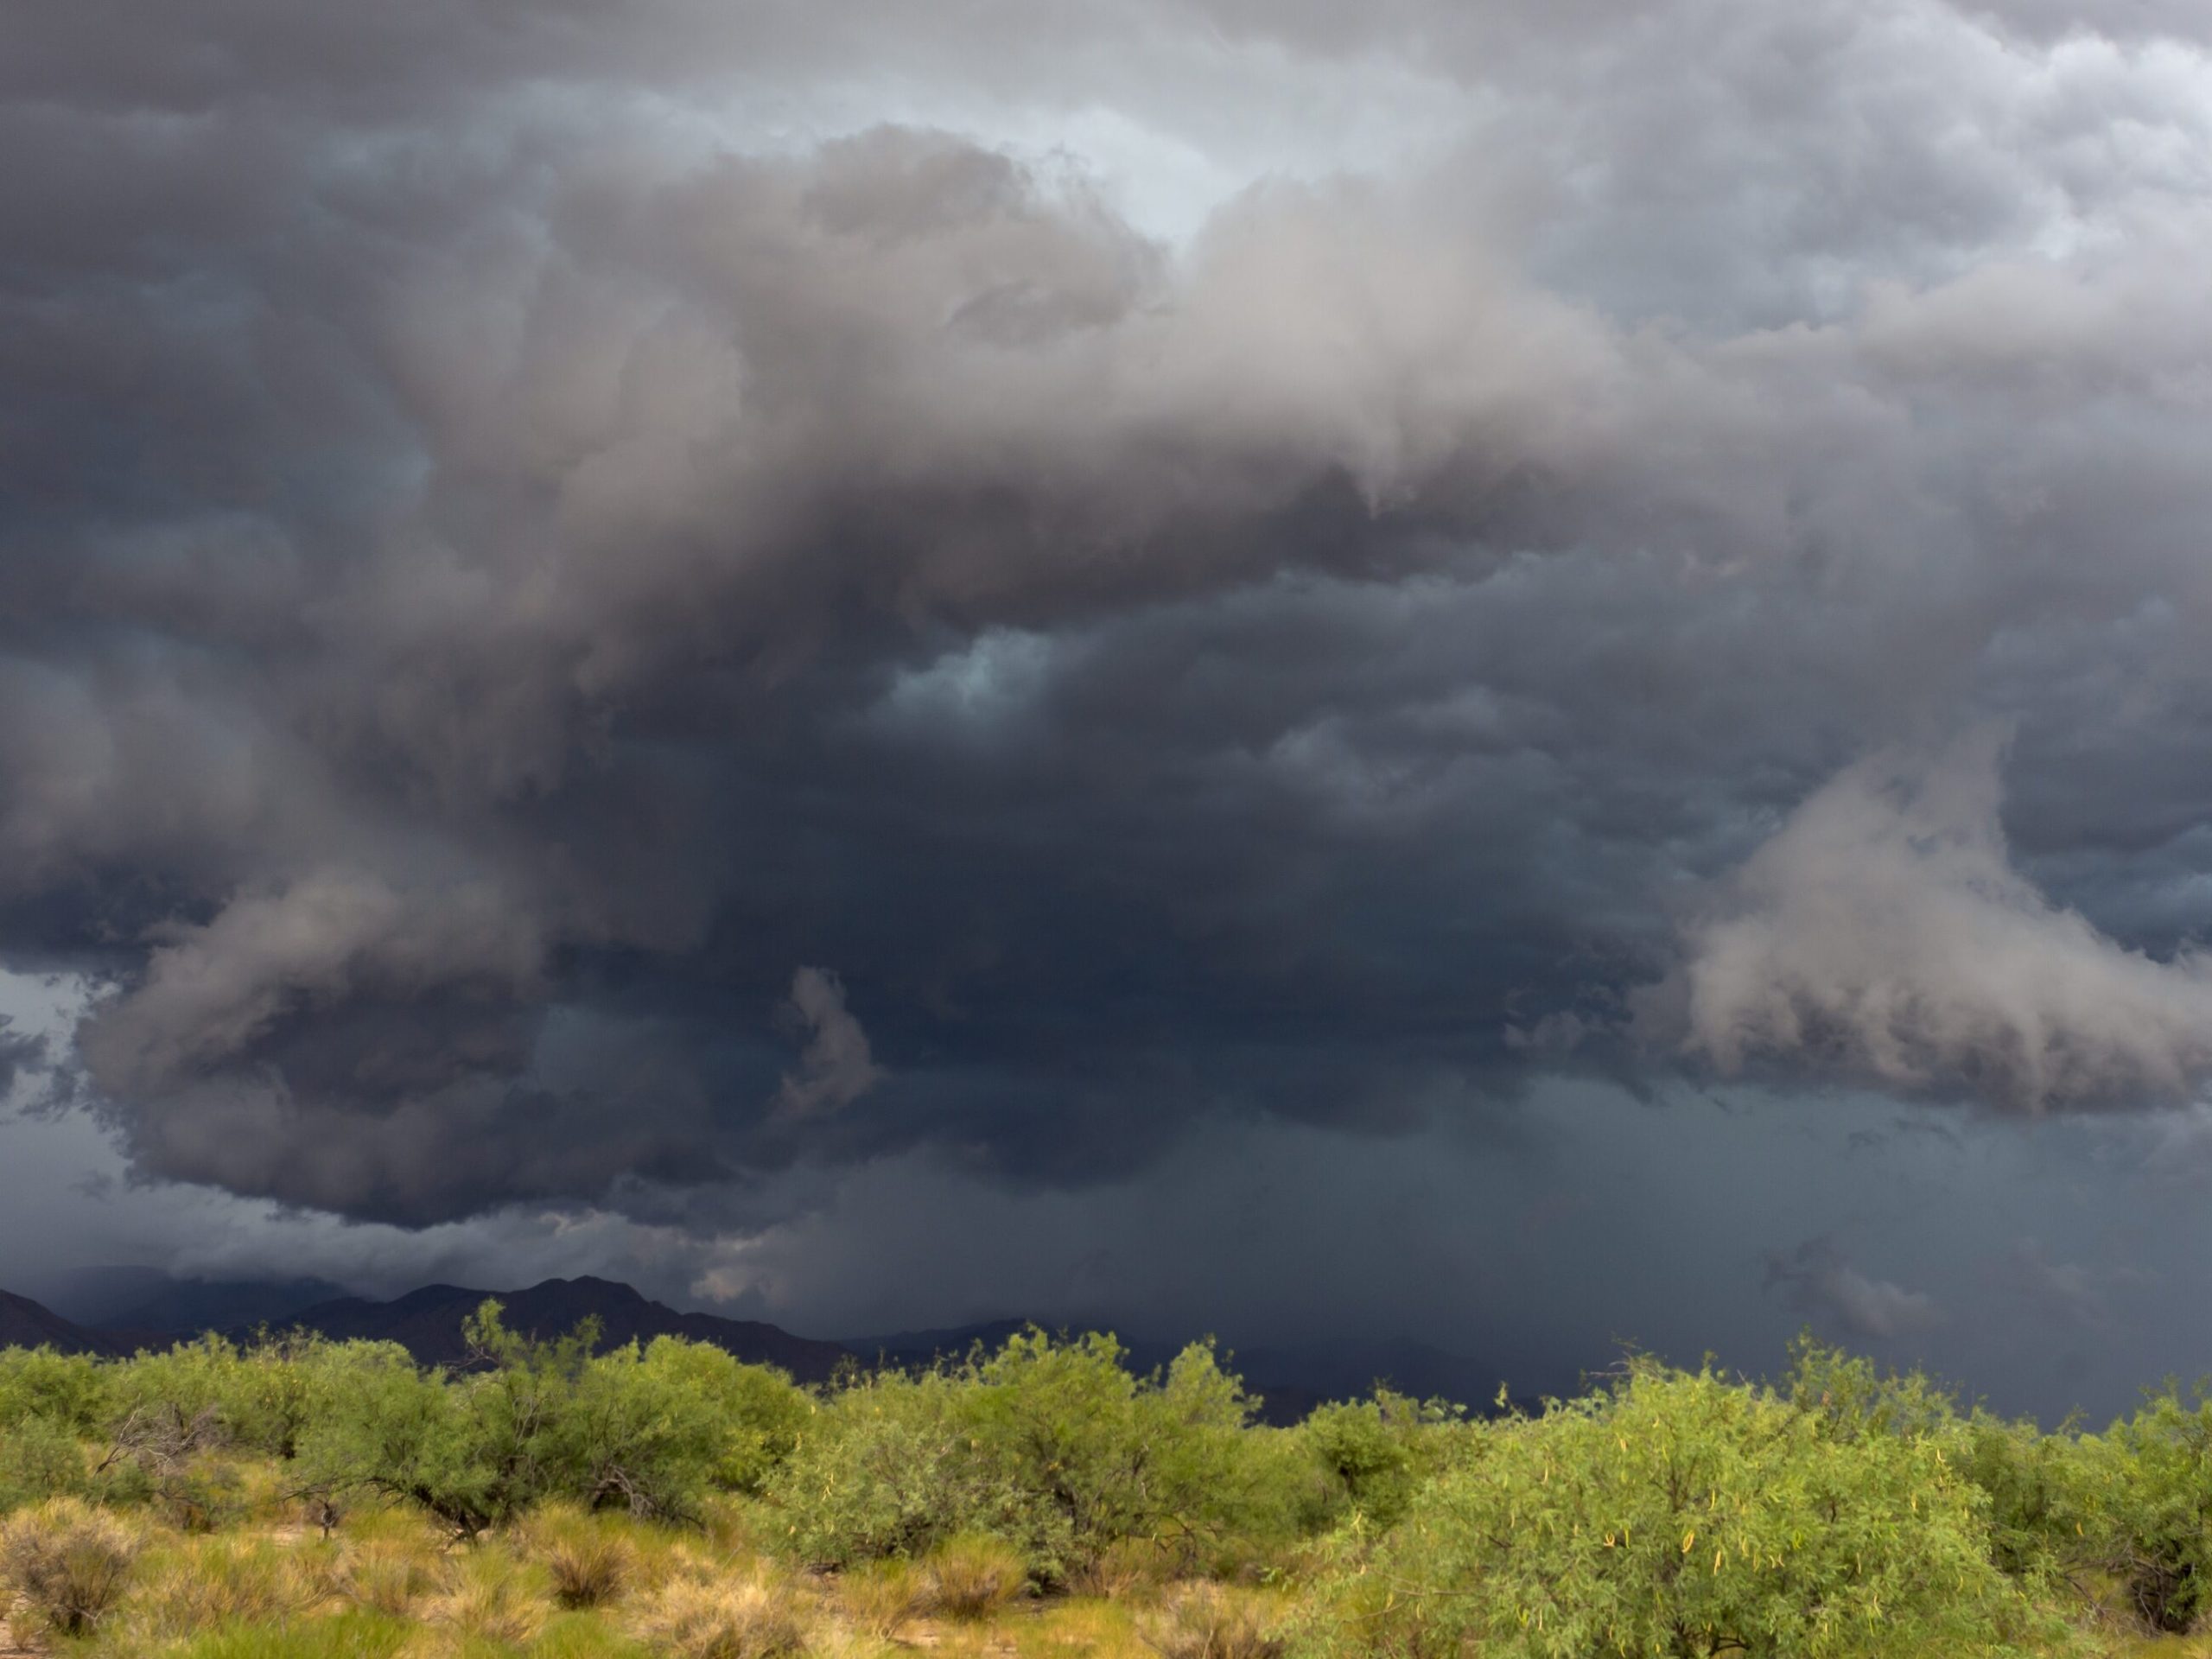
[7,0,2212,1421]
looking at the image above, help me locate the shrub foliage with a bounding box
[12,1313,2212,1654]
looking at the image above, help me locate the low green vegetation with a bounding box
[3,1314,2212,1654]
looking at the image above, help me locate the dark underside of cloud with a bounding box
[4,0,2212,1273]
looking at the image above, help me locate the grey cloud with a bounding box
[1764,1236,1944,1342]
[774,968,883,1117]
[1655,734,2212,1109]
[0,1019,47,1102]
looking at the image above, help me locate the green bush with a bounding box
[0,1344,112,1436]
[1783,1335,2098,1593]
[0,1411,88,1510]
[296,1303,810,1534]
[958,1331,1268,1573]
[770,1365,1027,1567]
[297,1337,499,1535]
[619,1337,812,1495]
[2081,1379,2212,1631]
[770,1329,1284,1580]
[1294,1389,1465,1535]
[1297,1357,2058,1659]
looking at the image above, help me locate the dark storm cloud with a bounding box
[3,0,2212,1244]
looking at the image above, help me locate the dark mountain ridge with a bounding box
[46,1268,349,1336]
[7,1272,1529,1417]
[0,1287,135,1357]
[241,1275,854,1383]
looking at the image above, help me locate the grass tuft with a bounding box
[1136,1583,1287,1659]
[423,1547,552,1647]
[121,1533,322,1641]
[836,1556,931,1640]
[0,1494,142,1636]
[520,1504,638,1611]
[924,1532,1027,1621]
[333,1534,453,1620]
[626,1567,807,1659]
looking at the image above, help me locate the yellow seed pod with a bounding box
[1682,1529,1695,1554]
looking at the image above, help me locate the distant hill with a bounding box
[56,1269,352,1337]
[8,1271,1531,1415]
[0,1287,135,1357]
[246,1276,853,1383]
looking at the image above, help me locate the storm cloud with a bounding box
[1660,734,2212,1109]
[3,0,2212,1404]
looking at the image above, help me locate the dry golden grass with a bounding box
[1135,1583,1287,1659]
[835,1556,931,1640]
[422,1548,551,1646]
[924,1533,1027,1621]
[330,1535,452,1621]
[626,1567,807,1659]
[519,1504,639,1611]
[117,1534,321,1643]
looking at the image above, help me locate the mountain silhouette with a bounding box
[0,1287,136,1357]
[241,1275,852,1382]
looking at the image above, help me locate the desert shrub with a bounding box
[1784,1336,2098,1592]
[836,1555,932,1638]
[958,1331,1272,1575]
[297,1336,509,1536]
[1141,1583,1287,1659]
[2080,1379,2212,1632]
[925,1531,1027,1618]
[1780,1334,1961,1442]
[0,1411,88,1510]
[1960,1408,2098,1586]
[109,1335,244,1435]
[554,1339,757,1521]
[524,1502,639,1608]
[120,1535,320,1641]
[221,1330,348,1460]
[298,1303,800,1533]
[1294,1390,1464,1535]
[615,1338,812,1495]
[0,1494,141,1636]
[99,1446,246,1532]
[769,1366,1037,1567]
[775,1328,1278,1580]
[1298,1358,2056,1659]
[0,1346,112,1436]
[628,1568,806,1659]
[92,1340,265,1529]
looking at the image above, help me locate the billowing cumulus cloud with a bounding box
[1661,734,2212,1109]
[3,0,2212,1395]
